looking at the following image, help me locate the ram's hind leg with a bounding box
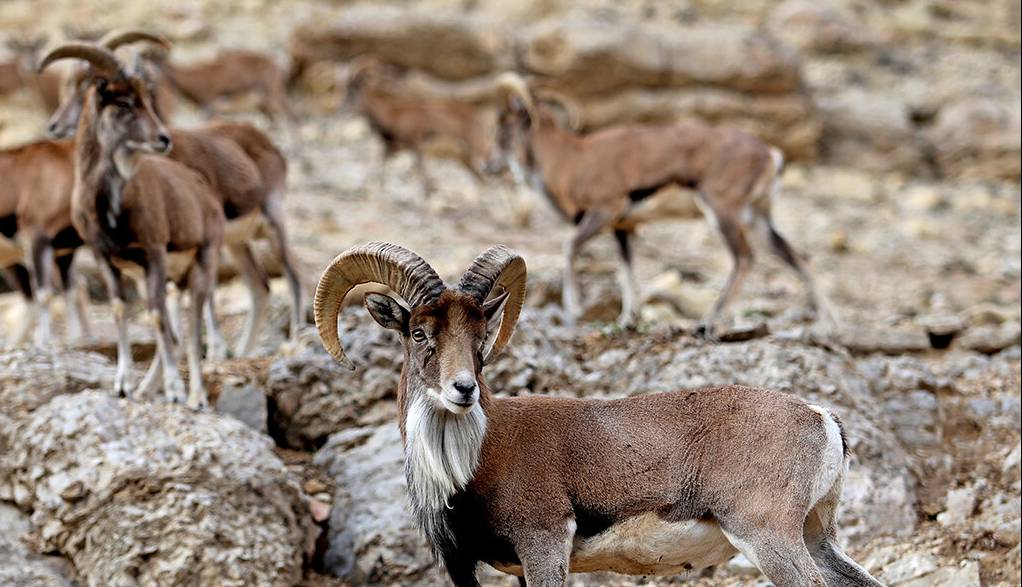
[228,243,269,357]
[143,247,186,405]
[263,196,304,340]
[804,484,884,586]
[56,252,91,343]
[613,228,640,328]
[722,526,826,587]
[184,243,218,410]
[698,196,754,339]
[1,265,36,347]
[563,210,611,327]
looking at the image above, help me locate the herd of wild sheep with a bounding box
[1,28,885,586]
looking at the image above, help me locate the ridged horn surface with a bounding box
[314,241,446,369]
[457,245,527,360]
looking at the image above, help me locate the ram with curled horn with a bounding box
[40,41,225,409]
[43,30,304,357]
[314,241,882,587]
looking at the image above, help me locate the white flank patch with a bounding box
[807,404,844,508]
[405,392,487,513]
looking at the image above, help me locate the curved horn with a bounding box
[457,245,527,360]
[494,72,536,121]
[536,88,583,131]
[39,43,121,75]
[314,242,446,369]
[100,29,171,51]
[347,55,384,83]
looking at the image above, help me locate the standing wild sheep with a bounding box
[313,241,882,587]
[41,43,224,408]
[47,31,305,356]
[492,73,820,336]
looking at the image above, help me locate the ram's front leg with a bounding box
[144,247,186,405]
[28,235,56,348]
[516,521,574,587]
[96,254,133,397]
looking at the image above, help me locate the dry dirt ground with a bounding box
[1,0,1020,586]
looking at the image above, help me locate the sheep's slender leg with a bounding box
[136,351,163,400]
[721,529,826,587]
[613,228,640,328]
[28,235,55,348]
[806,537,883,586]
[372,142,397,198]
[414,150,435,198]
[96,254,133,398]
[263,197,304,339]
[184,244,216,410]
[228,242,269,357]
[753,207,820,319]
[56,253,91,343]
[166,282,184,343]
[563,210,609,326]
[699,202,753,338]
[144,248,186,405]
[2,264,36,346]
[442,555,481,587]
[518,525,573,587]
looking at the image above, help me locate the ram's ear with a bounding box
[481,289,510,358]
[364,292,409,333]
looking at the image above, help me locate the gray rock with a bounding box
[216,383,268,433]
[937,485,978,527]
[314,425,443,585]
[899,561,981,587]
[766,0,884,54]
[0,391,317,587]
[958,323,1021,355]
[817,89,924,173]
[928,97,1022,181]
[0,503,75,587]
[884,390,941,450]
[265,309,401,449]
[880,552,938,584]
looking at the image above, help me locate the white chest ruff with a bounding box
[405,394,487,513]
[0,234,23,268]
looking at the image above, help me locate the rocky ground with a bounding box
[2,0,1020,585]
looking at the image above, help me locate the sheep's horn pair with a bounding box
[38,30,169,74]
[99,30,170,51]
[314,242,527,369]
[494,72,537,122]
[39,43,121,75]
[535,88,583,131]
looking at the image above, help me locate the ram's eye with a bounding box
[411,329,427,342]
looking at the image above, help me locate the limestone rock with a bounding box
[928,97,1022,181]
[0,391,317,587]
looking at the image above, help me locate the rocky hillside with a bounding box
[1,0,1020,585]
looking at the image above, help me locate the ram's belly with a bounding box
[224,210,264,245]
[570,514,737,575]
[113,249,197,283]
[0,235,23,267]
[617,186,705,230]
